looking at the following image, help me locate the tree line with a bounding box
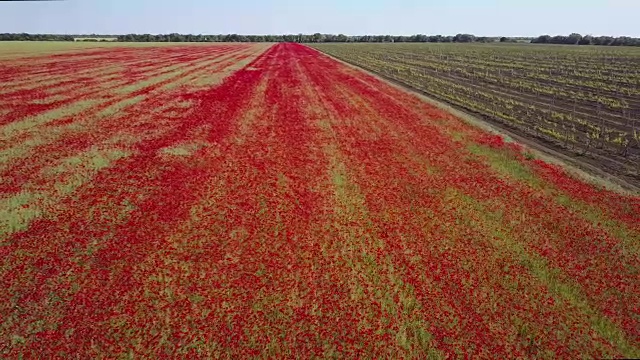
[0,33,493,43]
[114,33,511,43]
[531,33,640,46]
[1,32,639,46]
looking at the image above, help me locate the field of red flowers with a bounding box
[1,42,639,358]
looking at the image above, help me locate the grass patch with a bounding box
[97,95,145,118]
[44,147,129,177]
[469,143,640,258]
[323,139,443,358]
[447,130,467,142]
[0,147,130,238]
[467,143,542,186]
[159,141,210,157]
[29,95,70,105]
[0,192,42,239]
[0,138,44,168]
[555,194,640,256]
[449,188,639,358]
[1,99,100,139]
[112,63,190,95]
[158,55,242,92]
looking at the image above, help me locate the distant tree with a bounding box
[549,35,565,44]
[453,33,475,43]
[567,33,582,44]
[249,35,266,42]
[531,35,551,44]
[336,34,349,42]
[312,33,325,43]
[578,35,593,45]
[612,36,633,46]
[528,33,640,46]
[475,37,497,43]
[223,34,240,42]
[592,36,612,45]
[120,34,136,42]
[409,34,428,42]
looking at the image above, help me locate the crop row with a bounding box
[320,44,640,110]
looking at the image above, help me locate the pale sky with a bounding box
[1,0,638,37]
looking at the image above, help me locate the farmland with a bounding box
[0,42,639,358]
[311,43,640,188]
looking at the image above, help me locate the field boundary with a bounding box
[310,46,640,195]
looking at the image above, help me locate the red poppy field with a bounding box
[1,42,639,358]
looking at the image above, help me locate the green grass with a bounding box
[555,194,640,257]
[0,192,42,240]
[449,188,639,358]
[468,142,640,258]
[1,100,100,140]
[159,142,210,157]
[0,41,218,58]
[467,143,543,187]
[0,147,130,239]
[0,64,126,96]
[97,96,146,119]
[323,135,443,358]
[0,56,218,170]
[112,64,191,95]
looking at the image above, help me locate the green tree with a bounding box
[312,33,325,43]
[567,33,582,44]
